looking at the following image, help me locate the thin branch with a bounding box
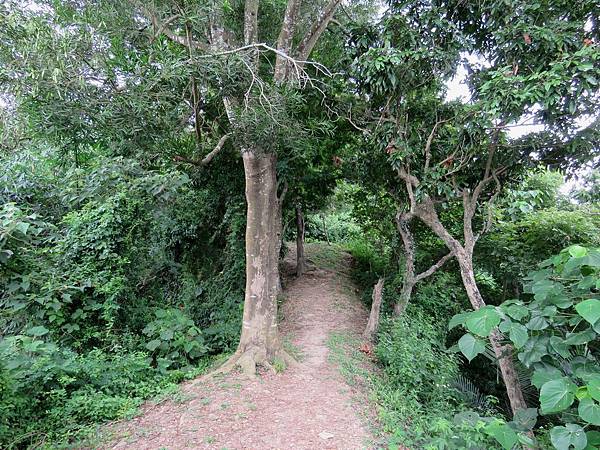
[145,8,208,51]
[424,119,449,172]
[174,133,231,167]
[414,251,455,282]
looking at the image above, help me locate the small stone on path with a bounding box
[319,431,335,440]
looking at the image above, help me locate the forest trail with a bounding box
[103,243,374,450]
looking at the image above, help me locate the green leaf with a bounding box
[484,420,518,450]
[448,312,469,330]
[579,398,600,425]
[458,333,486,362]
[160,329,174,340]
[564,329,596,345]
[145,339,161,351]
[506,323,528,349]
[550,336,571,358]
[532,366,562,389]
[586,430,600,447]
[575,299,600,325]
[540,377,577,414]
[465,306,500,337]
[568,245,588,258]
[25,326,49,337]
[14,222,30,235]
[513,408,538,431]
[588,376,600,402]
[550,424,587,450]
[506,304,529,321]
[518,335,549,367]
[526,315,549,330]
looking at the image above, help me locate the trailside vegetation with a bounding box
[0,0,599,448]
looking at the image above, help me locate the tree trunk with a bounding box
[455,250,529,415]
[223,151,285,374]
[296,204,306,276]
[394,213,416,315]
[321,214,330,245]
[393,211,453,316]
[410,199,528,416]
[364,278,384,340]
[394,279,415,316]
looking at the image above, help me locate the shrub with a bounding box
[452,245,600,449]
[143,308,209,370]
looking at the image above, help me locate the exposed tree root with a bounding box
[200,345,298,382]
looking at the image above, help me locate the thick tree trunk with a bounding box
[218,151,291,375]
[364,278,384,340]
[296,204,306,276]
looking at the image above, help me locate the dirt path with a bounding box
[104,244,373,450]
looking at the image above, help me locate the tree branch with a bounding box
[415,251,455,282]
[146,9,208,51]
[274,0,302,82]
[174,133,231,166]
[295,0,342,66]
[424,119,449,172]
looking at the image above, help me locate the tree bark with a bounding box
[413,200,529,415]
[233,151,283,373]
[454,249,529,414]
[364,278,384,340]
[295,204,306,277]
[394,211,454,316]
[394,213,416,315]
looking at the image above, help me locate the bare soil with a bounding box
[103,244,374,450]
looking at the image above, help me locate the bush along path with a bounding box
[103,244,375,450]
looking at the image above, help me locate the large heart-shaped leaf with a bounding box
[506,304,529,321]
[540,377,576,414]
[458,333,486,362]
[526,315,549,330]
[579,398,600,425]
[25,326,49,337]
[448,312,469,330]
[513,408,538,431]
[484,420,518,450]
[518,335,549,367]
[145,339,161,351]
[465,306,500,336]
[575,299,600,325]
[568,245,588,258]
[550,424,587,450]
[506,323,528,349]
[564,330,596,346]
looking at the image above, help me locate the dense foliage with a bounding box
[0,0,598,448]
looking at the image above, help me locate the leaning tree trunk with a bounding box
[455,250,529,414]
[222,151,287,374]
[296,204,306,276]
[412,200,529,416]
